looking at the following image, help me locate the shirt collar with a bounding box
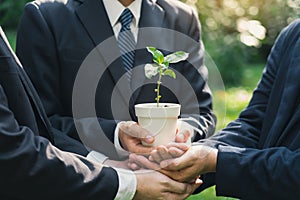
[103,0,142,28]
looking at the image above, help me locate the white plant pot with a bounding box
[135,103,181,146]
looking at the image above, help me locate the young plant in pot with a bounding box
[135,47,189,146]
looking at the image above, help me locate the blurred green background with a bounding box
[1,0,299,199]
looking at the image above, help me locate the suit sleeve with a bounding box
[179,8,216,140]
[196,20,300,199]
[16,2,119,158]
[0,85,119,199]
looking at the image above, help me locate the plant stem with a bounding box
[156,68,163,107]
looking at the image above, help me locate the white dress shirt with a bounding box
[103,0,142,42]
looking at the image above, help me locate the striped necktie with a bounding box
[118,8,136,79]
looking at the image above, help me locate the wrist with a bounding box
[132,173,142,200]
[206,148,218,172]
[194,145,218,174]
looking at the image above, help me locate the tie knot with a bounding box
[119,8,133,31]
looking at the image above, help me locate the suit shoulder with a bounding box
[157,0,197,16]
[24,0,65,12]
[277,19,300,49]
[284,19,300,38]
[25,0,81,11]
[28,0,68,7]
[23,0,80,16]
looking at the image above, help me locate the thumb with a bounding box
[175,129,191,143]
[160,157,181,170]
[141,135,155,144]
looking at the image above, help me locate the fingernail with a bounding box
[145,135,154,143]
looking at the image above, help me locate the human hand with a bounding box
[127,143,189,171]
[129,144,217,182]
[157,144,218,183]
[119,121,191,156]
[175,129,191,143]
[128,143,189,170]
[150,143,189,163]
[175,120,194,144]
[118,121,155,155]
[133,170,202,200]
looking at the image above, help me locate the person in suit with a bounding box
[0,26,200,200]
[129,19,300,199]
[16,0,216,161]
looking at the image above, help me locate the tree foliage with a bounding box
[0,0,32,29]
[185,0,299,85]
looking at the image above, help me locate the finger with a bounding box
[130,154,160,170]
[149,149,163,163]
[156,145,173,160]
[119,121,151,139]
[160,154,192,170]
[168,147,185,157]
[140,135,155,144]
[175,133,185,143]
[167,181,202,200]
[165,178,196,195]
[128,143,155,155]
[156,168,179,181]
[175,129,191,143]
[128,162,141,171]
[188,175,201,184]
[166,142,190,151]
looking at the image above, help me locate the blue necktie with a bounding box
[118,8,136,79]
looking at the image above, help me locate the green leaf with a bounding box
[146,46,164,64]
[144,64,159,79]
[164,51,189,64]
[163,69,176,79]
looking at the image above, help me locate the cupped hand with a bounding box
[128,143,189,171]
[157,145,218,182]
[133,169,202,200]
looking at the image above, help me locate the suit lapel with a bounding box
[75,0,133,103]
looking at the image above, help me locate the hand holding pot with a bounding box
[118,121,155,155]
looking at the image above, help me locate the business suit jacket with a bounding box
[0,27,118,199]
[197,19,300,199]
[16,0,216,159]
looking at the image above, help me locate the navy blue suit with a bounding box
[16,0,216,159]
[197,19,300,199]
[0,27,118,199]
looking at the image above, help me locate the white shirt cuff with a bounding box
[114,122,130,159]
[86,150,109,164]
[114,168,137,200]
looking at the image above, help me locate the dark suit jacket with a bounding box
[16,0,216,159]
[0,27,118,199]
[197,19,300,199]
